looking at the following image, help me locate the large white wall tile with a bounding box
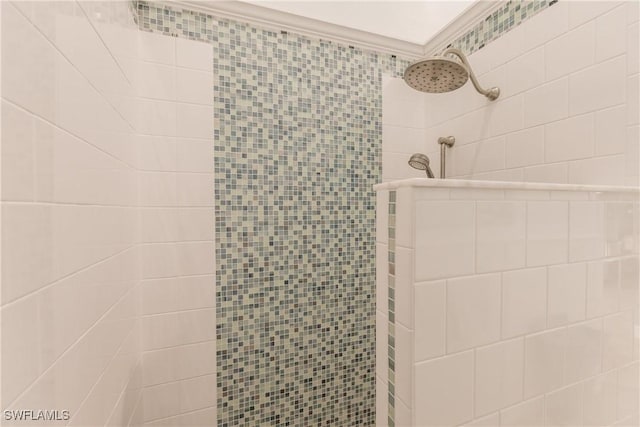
[136,61,176,101]
[548,263,587,327]
[524,163,569,184]
[141,275,215,315]
[446,274,501,353]
[569,56,626,115]
[176,173,214,207]
[176,104,213,139]
[176,68,212,105]
[144,309,215,353]
[450,137,505,177]
[500,396,545,427]
[383,76,427,129]
[595,5,627,62]
[619,257,639,311]
[462,413,500,427]
[137,135,177,172]
[396,187,414,248]
[526,201,569,266]
[524,77,569,128]
[545,382,583,427]
[488,95,524,136]
[544,113,595,163]
[627,73,639,125]
[505,47,545,96]
[524,328,566,398]
[569,201,605,261]
[569,0,625,29]
[505,126,544,168]
[502,267,547,338]
[415,201,475,280]
[375,376,388,427]
[545,21,595,81]
[523,1,569,50]
[383,125,426,155]
[2,101,35,201]
[565,319,602,384]
[176,37,213,71]
[628,22,639,75]
[476,201,526,273]
[595,105,627,156]
[142,374,216,423]
[414,351,474,427]
[603,311,634,370]
[587,260,620,318]
[2,3,57,121]
[569,154,625,185]
[583,371,618,427]
[474,338,524,416]
[146,406,216,426]
[137,98,177,136]
[617,361,640,421]
[395,323,413,408]
[413,280,445,361]
[138,31,175,65]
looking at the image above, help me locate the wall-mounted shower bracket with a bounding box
[438,136,455,179]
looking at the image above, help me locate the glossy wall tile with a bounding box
[376,181,639,427]
[1,1,143,426]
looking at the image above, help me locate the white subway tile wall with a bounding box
[376,184,639,426]
[382,1,638,186]
[1,4,215,425]
[1,1,144,426]
[134,31,216,425]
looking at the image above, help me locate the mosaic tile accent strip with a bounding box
[134,2,410,425]
[449,0,558,55]
[387,190,397,427]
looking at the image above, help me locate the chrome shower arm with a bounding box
[441,48,500,101]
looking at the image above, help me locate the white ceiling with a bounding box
[239,1,475,45]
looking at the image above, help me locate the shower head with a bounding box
[404,57,469,93]
[408,153,435,178]
[404,48,500,101]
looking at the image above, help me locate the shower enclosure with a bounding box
[2,0,639,426]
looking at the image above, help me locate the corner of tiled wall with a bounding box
[410,0,640,187]
[133,29,217,425]
[1,1,144,425]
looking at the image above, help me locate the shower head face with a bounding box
[408,153,430,170]
[404,57,469,93]
[408,153,435,178]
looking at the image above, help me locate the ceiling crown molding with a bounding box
[166,0,425,59]
[156,1,505,61]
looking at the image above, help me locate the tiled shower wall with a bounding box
[385,1,640,185]
[135,1,409,425]
[1,1,143,425]
[377,184,639,426]
[422,0,639,185]
[133,31,217,425]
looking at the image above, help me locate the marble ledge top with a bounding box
[373,178,640,194]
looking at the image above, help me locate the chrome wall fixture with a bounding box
[438,136,455,179]
[403,48,500,101]
[408,153,435,178]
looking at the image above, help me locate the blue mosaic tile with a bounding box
[387,190,396,427]
[132,1,557,425]
[135,2,408,425]
[450,0,556,55]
